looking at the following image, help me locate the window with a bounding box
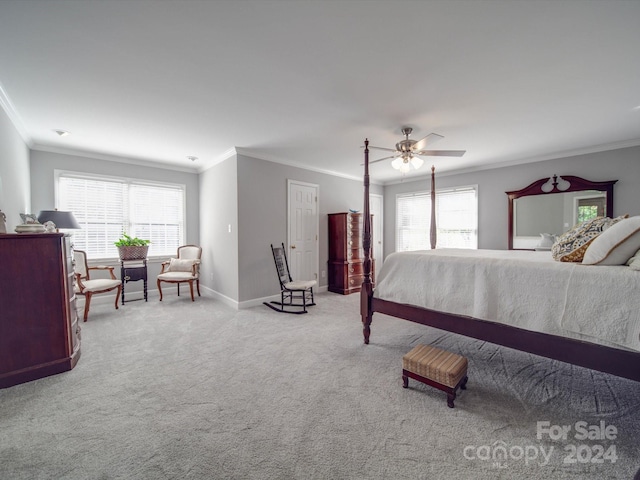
[396,186,478,251]
[57,171,185,259]
[577,196,605,223]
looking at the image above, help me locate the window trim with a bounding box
[395,184,478,251]
[54,169,187,262]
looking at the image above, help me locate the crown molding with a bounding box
[31,144,200,174]
[196,147,238,173]
[0,82,33,147]
[235,147,383,185]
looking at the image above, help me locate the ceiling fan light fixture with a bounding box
[366,127,465,175]
[410,156,424,169]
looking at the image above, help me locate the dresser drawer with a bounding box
[347,248,362,260]
[123,266,147,282]
[347,237,361,248]
[347,263,363,276]
[348,275,364,288]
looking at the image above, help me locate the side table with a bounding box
[120,259,148,304]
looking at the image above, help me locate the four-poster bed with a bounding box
[359,139,640,382]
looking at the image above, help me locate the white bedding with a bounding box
[374,249,640,352]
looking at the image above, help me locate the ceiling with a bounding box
[1,0,639,184]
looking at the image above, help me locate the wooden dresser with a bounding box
[328,212,373,295]
[0,233,81,388]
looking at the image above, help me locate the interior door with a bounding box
[288,180,319,282]
[369,193,383,280]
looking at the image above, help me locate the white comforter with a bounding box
[374,249,640,352]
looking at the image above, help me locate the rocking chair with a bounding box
[264,243,316,314]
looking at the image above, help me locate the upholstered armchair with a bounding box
[157,245,202,301]
[74,249,122,321]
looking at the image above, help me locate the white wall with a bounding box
[383,146,640,256]
[0,107,30,230]
[198,156,239,303]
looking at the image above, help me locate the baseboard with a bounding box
[199,286,239,309]
[238,285,328,309]
[80,285,329,311]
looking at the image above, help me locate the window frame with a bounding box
[54,169,187,262]
[395,184,478,252]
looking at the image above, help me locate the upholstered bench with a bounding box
[402,344,468,408]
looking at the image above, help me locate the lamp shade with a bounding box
[37,210,81,229]
[410,156,424,169]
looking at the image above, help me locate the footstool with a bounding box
[402,344,468,408]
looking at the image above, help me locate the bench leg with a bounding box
[403,369,468,408]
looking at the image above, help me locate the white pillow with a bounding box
[627,248,640,270]
[582,216,640,265]
[169,258,195,272]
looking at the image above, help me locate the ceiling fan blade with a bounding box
[361,155,397,166]
[411,133,444,152]
[364,145,398,153]
[415,150,466,157]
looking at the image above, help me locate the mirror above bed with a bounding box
[506,175,617,250]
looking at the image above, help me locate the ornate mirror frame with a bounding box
[506,175,617,250]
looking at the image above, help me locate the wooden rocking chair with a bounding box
[264,243,316,314]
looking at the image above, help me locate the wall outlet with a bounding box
[321,270,325,278]
[228,224,232,233]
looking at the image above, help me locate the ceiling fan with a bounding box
[367,127,466,173]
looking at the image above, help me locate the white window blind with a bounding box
[396,186,478,251]
[58,173,185,259]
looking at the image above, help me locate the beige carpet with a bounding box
[1,292,638,479]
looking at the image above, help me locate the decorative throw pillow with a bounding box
[551,215,627,262]
[583,216,640,265]
[169,258,195,272]
[627,248,640,270]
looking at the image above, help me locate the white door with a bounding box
[288,180,319,281]
[370,193,383,280]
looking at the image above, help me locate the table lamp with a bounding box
[37,210,81,232]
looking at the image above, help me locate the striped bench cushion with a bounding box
[403,344,468,388]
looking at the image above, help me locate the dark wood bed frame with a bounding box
[359,139,640,382]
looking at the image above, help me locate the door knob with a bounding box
[291,245,296,249]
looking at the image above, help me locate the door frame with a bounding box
[370,193,383,277]
[287,179,320,280]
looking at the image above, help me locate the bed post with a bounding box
[361,138,373,344]
[430,165,436,250]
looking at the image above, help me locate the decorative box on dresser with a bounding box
[328,212,373,295]
[0,233,81,388]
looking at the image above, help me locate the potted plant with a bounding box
[114,233,151,261]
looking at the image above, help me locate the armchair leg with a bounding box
[196,279,201,297]
[83,293,92,322]
[115,285,121,310]
[177,283,180,296]
[189,281,194,301]
[157,279,164,301]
